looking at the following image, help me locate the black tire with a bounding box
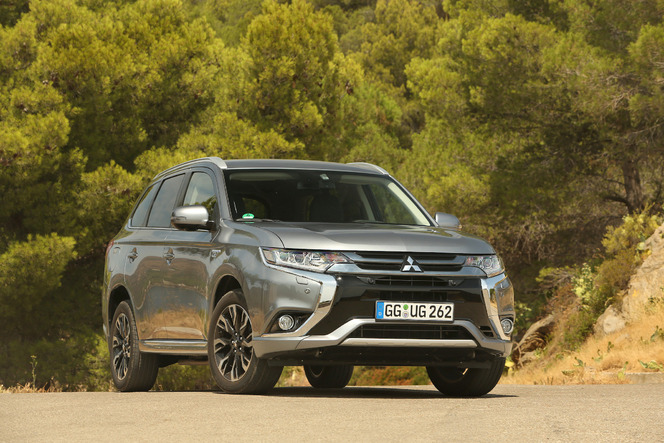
[427,358,505,397]
[208,289,283,394]
[109,301,159,392]
[304,365,354,389]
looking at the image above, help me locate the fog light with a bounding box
[278,315,295,331]
[500,318,514,335]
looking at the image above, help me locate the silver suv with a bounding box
[102,158,514,396]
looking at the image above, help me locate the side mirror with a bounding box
[434,212,461,230]
[171,206,211,231]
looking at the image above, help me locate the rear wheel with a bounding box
[109,301,159,392]
[208,289,283,394]
[426,358,505,397]
[304,365,354,389]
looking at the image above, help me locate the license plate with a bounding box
[375,301,454,321]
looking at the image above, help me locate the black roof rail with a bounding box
[153,157,227,180]
[346,162,389,175]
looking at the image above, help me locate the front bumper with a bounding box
[253,265,514,361]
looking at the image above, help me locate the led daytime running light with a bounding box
[262,248,350,272]
[465,255,504,277]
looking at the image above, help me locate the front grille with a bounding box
[355,275,476,303]
[307,274,491,337]
[361,289,475,303]
[348,324,473,340]
[364,275,464,287]
[348,252,464,273]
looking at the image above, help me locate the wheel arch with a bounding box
[108,286,132,329]
[213,274,243,310]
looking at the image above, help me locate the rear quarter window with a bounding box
[131,184,158,227]
[146,174,185,228]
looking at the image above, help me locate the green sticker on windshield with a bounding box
[242,213,255,219]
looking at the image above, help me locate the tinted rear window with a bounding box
[131,184,158,227]
[147,174,184,228]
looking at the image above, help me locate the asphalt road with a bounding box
[2,384,663,442]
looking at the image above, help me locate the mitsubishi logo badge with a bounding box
[401,256,422,272]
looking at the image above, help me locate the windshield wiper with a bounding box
[235,218,282,222]
[350,219,390,224]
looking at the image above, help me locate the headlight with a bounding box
[465,255,504,277]
[261,248,351,272]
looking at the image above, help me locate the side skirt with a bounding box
[139,339,208,355]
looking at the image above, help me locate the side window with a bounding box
[131,184,158,227]
[183,172,217,215]
[147,174,185,228]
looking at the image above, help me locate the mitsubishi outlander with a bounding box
[102,158,514,396]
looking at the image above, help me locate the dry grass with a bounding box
[503,300,664,385]
[0,382,62,394]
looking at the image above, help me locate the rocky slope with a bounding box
[596,224,664,335]
[508,223,664,384]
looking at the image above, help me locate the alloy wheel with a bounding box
[112,313,131,381]
[214,304,253,382]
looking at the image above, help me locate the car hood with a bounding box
[260,222,495,255]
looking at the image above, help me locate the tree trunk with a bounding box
[622,158,644,213]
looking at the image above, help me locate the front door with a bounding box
[162,169,220,340]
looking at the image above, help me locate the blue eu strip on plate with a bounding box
[376,301,385,319]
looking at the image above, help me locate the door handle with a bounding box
[127,249,138,262]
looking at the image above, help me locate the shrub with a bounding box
[0,332,111,391]
[602,210,661,256]
[562,309,596,350]
[154,365,216,391]
[562,209,662,350]
[349,366,429,386]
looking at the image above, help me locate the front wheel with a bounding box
[208,289,283,394]
[427,358,505,397]
[304,365,354,389]
[109,301,159,392]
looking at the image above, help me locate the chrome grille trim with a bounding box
[343,252,466,272]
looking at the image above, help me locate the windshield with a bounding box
[224,169,431,226]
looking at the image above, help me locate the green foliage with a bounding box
[0,234,76,339]
[0,333,111,390]
[2,0,664,390]
[0,0,30,27]
[562,308,596,350]
[561,209,663,349]
[338,83,405,170]
[602,211,661,255]
[76,162,144,254]
[572,262,601,311]
[349,366,429,386]
[563,0,664,53]
[155,365,215,391]
[638,360,663,371]
[353,0,438,88]
[177,112,303,160]
[651,326,664,342]
[581,210,662,314]
[242,0,342,151]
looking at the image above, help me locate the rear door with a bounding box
[124,173,185,340]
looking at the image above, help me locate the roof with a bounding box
[153,157,388,180]
[224,159,387,174]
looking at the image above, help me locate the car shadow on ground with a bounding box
[217,386,517,399]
